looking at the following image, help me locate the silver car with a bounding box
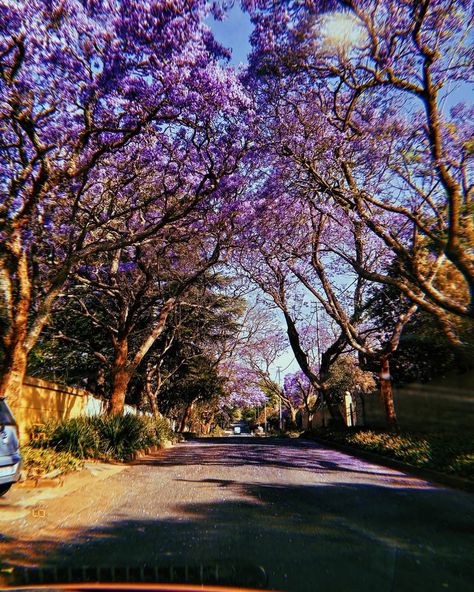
[0,398,21,496]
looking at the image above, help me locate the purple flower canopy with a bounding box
[0,0,472,416]
[219,362,269,409]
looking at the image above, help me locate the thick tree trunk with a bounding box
[288,407,298,429]
[326,398,344,424]
[319,387,344,425]
[0,250,31,404]
[109,368,132,415]
[202,414,215,435]
[147,389,160,419]
[0,342,28,405]
[380,357,398,428]
[109,339,132,415]
[179,401,194,432]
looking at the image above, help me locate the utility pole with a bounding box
[277,366,282,430]
[315,302,326,428]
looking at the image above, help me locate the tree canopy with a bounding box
[1,0,472,429]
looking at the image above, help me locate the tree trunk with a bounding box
[326,398,344,424]
[380,357,398,428]
[0,342,28,406]
[179,401,194,432]
[319,388,344,425]
[288,407,298,429]
[145,369,162,419]
[109,339,131,415]
[147,388,160,419]
[201,413,215,435]
[0,248,32,404]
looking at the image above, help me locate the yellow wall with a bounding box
[8,376,90,443]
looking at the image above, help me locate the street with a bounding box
[1,437,474,592]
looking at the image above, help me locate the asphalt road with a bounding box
[1,437,474,592]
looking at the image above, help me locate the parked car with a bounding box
[0,397,21,496]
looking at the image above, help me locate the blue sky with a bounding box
[208,4,253,65]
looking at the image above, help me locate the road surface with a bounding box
[1,437,473,591]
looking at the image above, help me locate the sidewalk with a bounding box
[0,462,128,523]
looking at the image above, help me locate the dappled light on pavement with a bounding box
[1,439,473,592]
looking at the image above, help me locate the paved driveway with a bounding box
[1,437,473,591]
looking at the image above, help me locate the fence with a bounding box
[303,370,474,433]
[362,379,474,433]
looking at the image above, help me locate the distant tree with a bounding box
[139,275,246,418]
[326,357,376,402]
[156,354,225,433]
[283,371,318,428]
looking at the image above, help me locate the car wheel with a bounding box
[0,483,12,497]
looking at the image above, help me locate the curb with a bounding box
[19,442,173,478]
[131,442,173,460]
[301,435,474,494]
[16,477,64,489]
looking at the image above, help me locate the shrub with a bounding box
[140,416,176,447]
[349,431,431,466]
[208,425,225,437]
[48,417,99,459]
[29,421,58,448]
[93,414,148,461]
[449,454,474,479]
[28,414,176,462]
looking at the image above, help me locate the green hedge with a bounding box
[302,428,474,481]
[29,414,175,462]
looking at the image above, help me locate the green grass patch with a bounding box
[21,446,84,478]
[302,427,474,481]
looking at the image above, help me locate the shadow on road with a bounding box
[134,437,410,479]
[1,477,473,592]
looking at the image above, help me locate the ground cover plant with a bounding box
[21,446,84,479]
[303,428,474,481]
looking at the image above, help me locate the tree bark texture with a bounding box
[379,357,398,428]
[109,339,132,415]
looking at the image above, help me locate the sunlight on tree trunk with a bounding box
[146,388,160,419]
[380,357,398,428]
[0,251,31,404]
[109,340,131,415]
[0,345,28,406]
[179,401,194,432]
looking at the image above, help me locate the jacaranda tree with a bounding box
[244,0,474,346]
[0,0,250,405]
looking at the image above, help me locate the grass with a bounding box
[302,427,474,481]
[21,446,84,479]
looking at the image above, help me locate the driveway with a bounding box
[1,437,473,591]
